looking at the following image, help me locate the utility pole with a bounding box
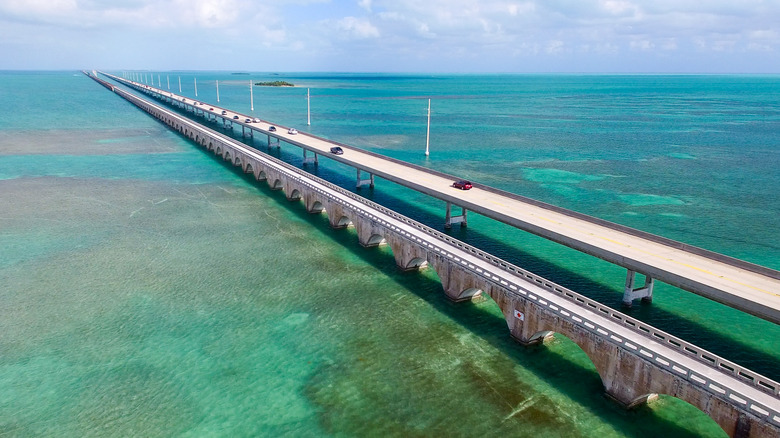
[425,99,431,156]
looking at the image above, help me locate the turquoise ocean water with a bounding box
[1,71,778,436]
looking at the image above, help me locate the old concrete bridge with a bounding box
[86,71,780,437]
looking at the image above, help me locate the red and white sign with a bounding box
[513,309,524,321]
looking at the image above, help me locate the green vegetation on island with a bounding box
[254,80,295,87]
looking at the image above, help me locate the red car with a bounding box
[453,180,472,190]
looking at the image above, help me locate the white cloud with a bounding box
[335,16,380,39]
[600,0,640,16]
[0,0,778,71]
[174,0,242,28]
[358,0,372,12]
[546,40,564,54]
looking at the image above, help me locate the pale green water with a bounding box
[2,71,778,436]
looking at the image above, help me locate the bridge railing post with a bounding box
[622,269,654,306]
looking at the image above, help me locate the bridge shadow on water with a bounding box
[193,148,725,436]
[157,98,777,378]
[233,135,780,383]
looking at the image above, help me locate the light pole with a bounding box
[425,99,431,156]
[216,80,220,102]
[307,88,311,125]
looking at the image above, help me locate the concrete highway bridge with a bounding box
[101,71,780,328]
[85,71,780,437]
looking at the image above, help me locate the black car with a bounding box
[233,115,239,120]
[330,147,344,155]
[268,126,277,132]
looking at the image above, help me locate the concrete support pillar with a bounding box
[303,149,318,166]
[354,218,387,248]
[387,235,428,271]
[326,201,352,229]
[356,169,374,189]
[432,257,484,302]
[267,135,280,149]
[506,298,555,346]
[622,269,654,307]
[444,202,468,229]
[304,192,324,213]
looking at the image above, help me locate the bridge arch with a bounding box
[309,200,324,213]
[404,256,428,270]
[331,215,352,229]
[234,156,242,166]
[288,189,302,201]
[429,257,491,302]
[245,163,254,174]
[384,234,428,271]
[257,170,267,181]
[270,179,283,190]
[616,376,767,437]
[642,395,728,437]
[456,287,484,301]
[364,233,386,247]
[224,150,232,161]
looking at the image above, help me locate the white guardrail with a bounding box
[96,72,780,425]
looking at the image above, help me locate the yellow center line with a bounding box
[484,201,778,300]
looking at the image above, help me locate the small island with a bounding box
[254,81,294,87]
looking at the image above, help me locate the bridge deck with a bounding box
[106,73,780,325]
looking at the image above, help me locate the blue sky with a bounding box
[1,0,778,72]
